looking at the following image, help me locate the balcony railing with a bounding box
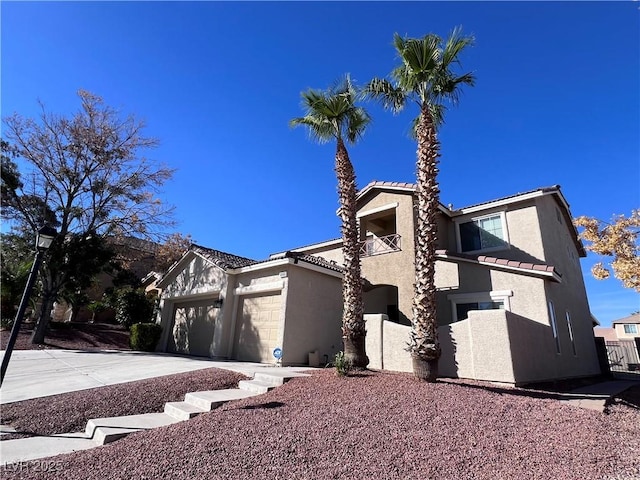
[360,234,401,257]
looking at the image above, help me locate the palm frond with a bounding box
[442,26,475,68]
[289,115,334,144]
[291,74,369,145]
[363,77,406,114]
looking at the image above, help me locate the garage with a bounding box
[167,297,220,357]
[233,293,282,362]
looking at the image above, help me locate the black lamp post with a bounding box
[0,225,57,387]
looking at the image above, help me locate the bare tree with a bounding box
[2,90,175,343]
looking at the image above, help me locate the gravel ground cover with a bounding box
[2,369,638,480]
[0,368,247,439]
[0,322,130,351]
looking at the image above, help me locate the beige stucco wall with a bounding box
[434,260,549,328]
[358,191,416,326]
[534,195,601,378]
[440,310,517,383]
[366,308,598,384]
[365,314,412,372]
[157,254,228,356]
[614,323,640,339]
[281,266,343,366]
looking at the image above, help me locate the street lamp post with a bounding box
[0,226,57,387]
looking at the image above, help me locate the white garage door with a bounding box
[168,298,219,357]
[234,293,282,362]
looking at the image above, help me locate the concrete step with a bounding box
[238,379,276,394]
[253,370,311,387]
[184,388,259,410]
[164,401,208,421]
[86,413,183,445]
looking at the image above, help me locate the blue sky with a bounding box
[2,1,638,326]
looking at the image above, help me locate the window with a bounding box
[455,301,505,322]
[548,301,561,354]
[623,324,638,334]
[447,290,512,323]
[458,213,508,253]
[566,311,577,356]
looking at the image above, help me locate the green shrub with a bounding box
[1,318,14,330]
[333,351,352,377]
[129,322,162,352]
[111,287,156,328]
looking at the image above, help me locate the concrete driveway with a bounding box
[0,350,291,404]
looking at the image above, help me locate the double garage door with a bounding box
[167,298,219,357]
[234,293,282,363]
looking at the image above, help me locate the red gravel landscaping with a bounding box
[2,369,638,480]
[0,368,248,440]
[0,322,130,351]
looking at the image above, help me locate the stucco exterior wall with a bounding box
[358,191,416,326]
[452,201,545,264]
[162,254,227,299]
[533,195,601,378]
[614,323,640,339]
[157,254,228,355]
[281,266,343,366]
[434,260,549,327]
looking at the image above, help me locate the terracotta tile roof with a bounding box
[357,181,563,212]
[456,185,561,211]
[360,180,417,191]
[435,249,561,278]
[267,251,344,273]
[612,312,640,325]
[192,244,258,269]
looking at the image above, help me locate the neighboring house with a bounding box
[53,236,161,323]
[612,313,640,339]
[155,246,344,366]
[156,181,602,385]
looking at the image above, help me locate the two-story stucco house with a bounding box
[156,181,601,385]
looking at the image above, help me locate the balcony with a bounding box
[360,234,401,257]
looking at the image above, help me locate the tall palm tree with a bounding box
[290,75,370,368]
[364,27,475,381]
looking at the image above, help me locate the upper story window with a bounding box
[624,324,638,334]
[457,212,508,253]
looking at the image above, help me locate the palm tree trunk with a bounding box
[410,105,441,382]
[335,138,369,369]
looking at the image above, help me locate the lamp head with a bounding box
[36,225,57,250]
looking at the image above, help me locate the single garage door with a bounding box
[234,293,282,362]
[168,298,219,357]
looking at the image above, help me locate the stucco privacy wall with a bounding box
[157,253,228,356]
[365,310,591,384]
[282,266,343,365]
